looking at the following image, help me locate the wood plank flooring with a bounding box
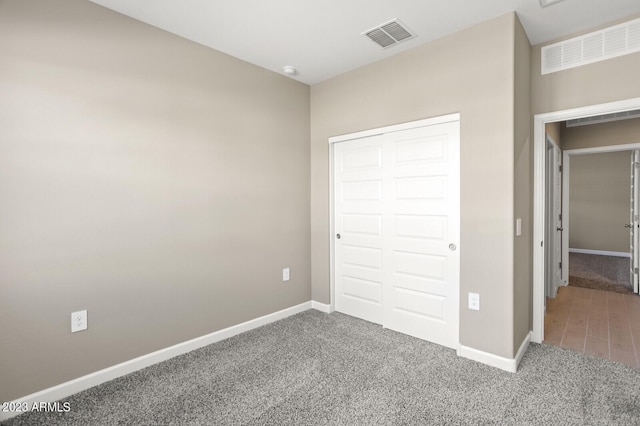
[545,286,640,368]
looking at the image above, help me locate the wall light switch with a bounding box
[282,268,290,282]
[71,310,88,333]
[468,293,480,311]
[516,218,522,237]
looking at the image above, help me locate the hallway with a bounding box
[544,286,640,368]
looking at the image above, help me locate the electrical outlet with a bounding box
[71,310,88,333]
[282,268,290,282]
[468,293,480,311]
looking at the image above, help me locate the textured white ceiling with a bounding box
[89,0,640,85]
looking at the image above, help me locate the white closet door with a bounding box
[333,119,460,349]
[334,135,385,324]
[382,122,459,348]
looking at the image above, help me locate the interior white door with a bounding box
[552,144,563,294]
[333,119,460,349]
[545,139,563,299]
[561,151,570,287]
[631,150,640,294]
[334,135,385,324]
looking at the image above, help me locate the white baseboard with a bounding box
[569,248,631,258]
[459,332,531,373]
[0,301,315,422]
[311,300,332,313]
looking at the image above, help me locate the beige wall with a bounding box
[561,117,640,150]
[531,14,640,116]
[562,119,640,254]
[311,13,519,359]
[4,0,640,403]
[545,122,562,146]
[0,0,310,402]
[513,17,532,354]
[568,152,631,253]
[562,120,640,253]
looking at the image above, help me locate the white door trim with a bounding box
[328,113,460,144]
[533,98,640,344]
[632,150,640,293]
[545,136,562,298]
[328,113,460,313]
[560,144,640,286]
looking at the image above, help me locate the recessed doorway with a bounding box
[533,97,640,345]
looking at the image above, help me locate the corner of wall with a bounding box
[513,12,533,357]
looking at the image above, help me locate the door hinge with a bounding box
[559,262,562,269]
[635,267,638,275]
[559,213,562,221]
[559,165,563,173]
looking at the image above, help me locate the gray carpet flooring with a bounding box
[4,310,640,425]
[569,252,633,294]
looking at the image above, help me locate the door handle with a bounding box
[556,227,563,231]
[625,224,633,229]
[336,233,341,239]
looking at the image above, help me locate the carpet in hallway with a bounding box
[568,252,633,294]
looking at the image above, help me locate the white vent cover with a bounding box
[542,17,640,74]
[566,109,640,127]
[363,19,415,49]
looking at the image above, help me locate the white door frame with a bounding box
[545,136,562,299]
[633,150,640,293]
[533,98,640,344]
[328,113,460,313]
[560,145,640,278]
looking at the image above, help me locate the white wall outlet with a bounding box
[282,268,290,282]
[468,293,480,311]
[71,310,88,333]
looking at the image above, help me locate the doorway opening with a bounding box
[562,148,638,295]
[533,98,640,367]
[532,98,640,343]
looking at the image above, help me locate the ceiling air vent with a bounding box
[566,109,640,127]
[363,19,415,49]
[541,17,640,75]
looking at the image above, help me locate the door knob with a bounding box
[336,233,341,239]
[556,227,563,231]
[449,243,457,251]
[625,224,633,229]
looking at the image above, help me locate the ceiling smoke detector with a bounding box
[282,66,297,76]
[362,19,415,49]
